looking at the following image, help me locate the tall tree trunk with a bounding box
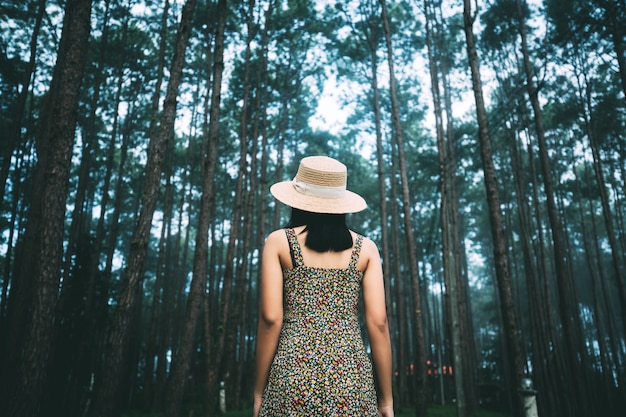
[379,1,428,414]
[525,125,574,417]
[495,77,562,416]
[388,151,409,406]
[578,71,626,335]
[366,0,393,352]
[462,2,524,417]
[0,150,25,319]
[506,117,560,417]
[91,0,197,415]
[5,1,93,416]
[80,100,134,416]
[198,20,217,414]
[0,0,46,205]
[356,0,396,401]
[257,0,273,248]
[424,0,466,414]
[240,2,273,400]
[580,141,626,390]
[598,0,626,99]
[54,11,131,415]
[144,155,174,406]
[163,1,226,416]
[60,0,112,296]
[437,2,477,407]
[272,97,288,228]
[515,2,592,415]
[147,0,171,144]
[573,152,617,406]
[224,1,255,409]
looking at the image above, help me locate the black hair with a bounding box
[285,208,353,252]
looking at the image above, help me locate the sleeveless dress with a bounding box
[259,228,378,416]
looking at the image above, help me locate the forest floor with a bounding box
[122,404,511,417]
[416,404,510,417]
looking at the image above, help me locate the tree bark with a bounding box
[0,0,46,205]
[6,1,93,416]
[597,0,626,99]
[423,0,466,414]
[350,0,397,401]
[462,2,524,417]
[60,0,112,297]
[224,0,256,409]
[162,1,226,415]
[91,0,198,415]
[515,1,593,415]
[579,74,626,335]
[379,0,428,414]
[389,150,409,405]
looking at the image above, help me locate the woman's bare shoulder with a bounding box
[264,229,290,253]
[355,235,381,271]
[359,235,379,254]
[266,228,286,242]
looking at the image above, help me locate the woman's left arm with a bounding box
[361,238,394,415]
[253,231,285,416]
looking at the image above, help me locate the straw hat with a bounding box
[270,156,367,214]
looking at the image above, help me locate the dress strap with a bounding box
[348,234,364,269]
[285,228,304,268]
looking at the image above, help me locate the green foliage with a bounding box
[481,0,524,50]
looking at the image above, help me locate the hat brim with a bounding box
[270,181,367,214]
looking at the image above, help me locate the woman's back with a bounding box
[258,228,378,416]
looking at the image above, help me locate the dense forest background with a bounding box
[1,0,625,416]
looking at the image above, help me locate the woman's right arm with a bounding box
[361,238,394,417]
[253,231,285,417]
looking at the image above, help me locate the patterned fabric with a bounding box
[259,228,378,417]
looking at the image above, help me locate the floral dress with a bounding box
[259,228,378,417]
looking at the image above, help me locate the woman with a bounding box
[253,156,394,417]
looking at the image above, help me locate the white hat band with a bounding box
[292,178,346,199]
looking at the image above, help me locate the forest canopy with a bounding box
[0,0,625,417]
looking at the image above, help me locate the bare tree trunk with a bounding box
[257,0,273,246]
[573,152,617,400]
[423,0,466,414]
[351,0,397,402]
[515,2,592,415]
[147,0,171,145]
[161,1,225,416]
[0,0,46,205]
[54,14,132,416]
[578,74,626,335]
[0,150,25,319]
[366,0,393,352]
[91,0,197,414]
[525,125,577,417]
[226,1,256,409]
[61,0,112,297]
[387,152,408,406]
[437,3,477,407]
[195,16,219,415]
[580,143,626,389]
[143,155,174,406]
[462,2,524,417]
[597,0,626,99]
[130,0,172,393]
[272,98,288,228]
[506,117,553,416]
[6,1,93,416]
[379,1,428,414]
